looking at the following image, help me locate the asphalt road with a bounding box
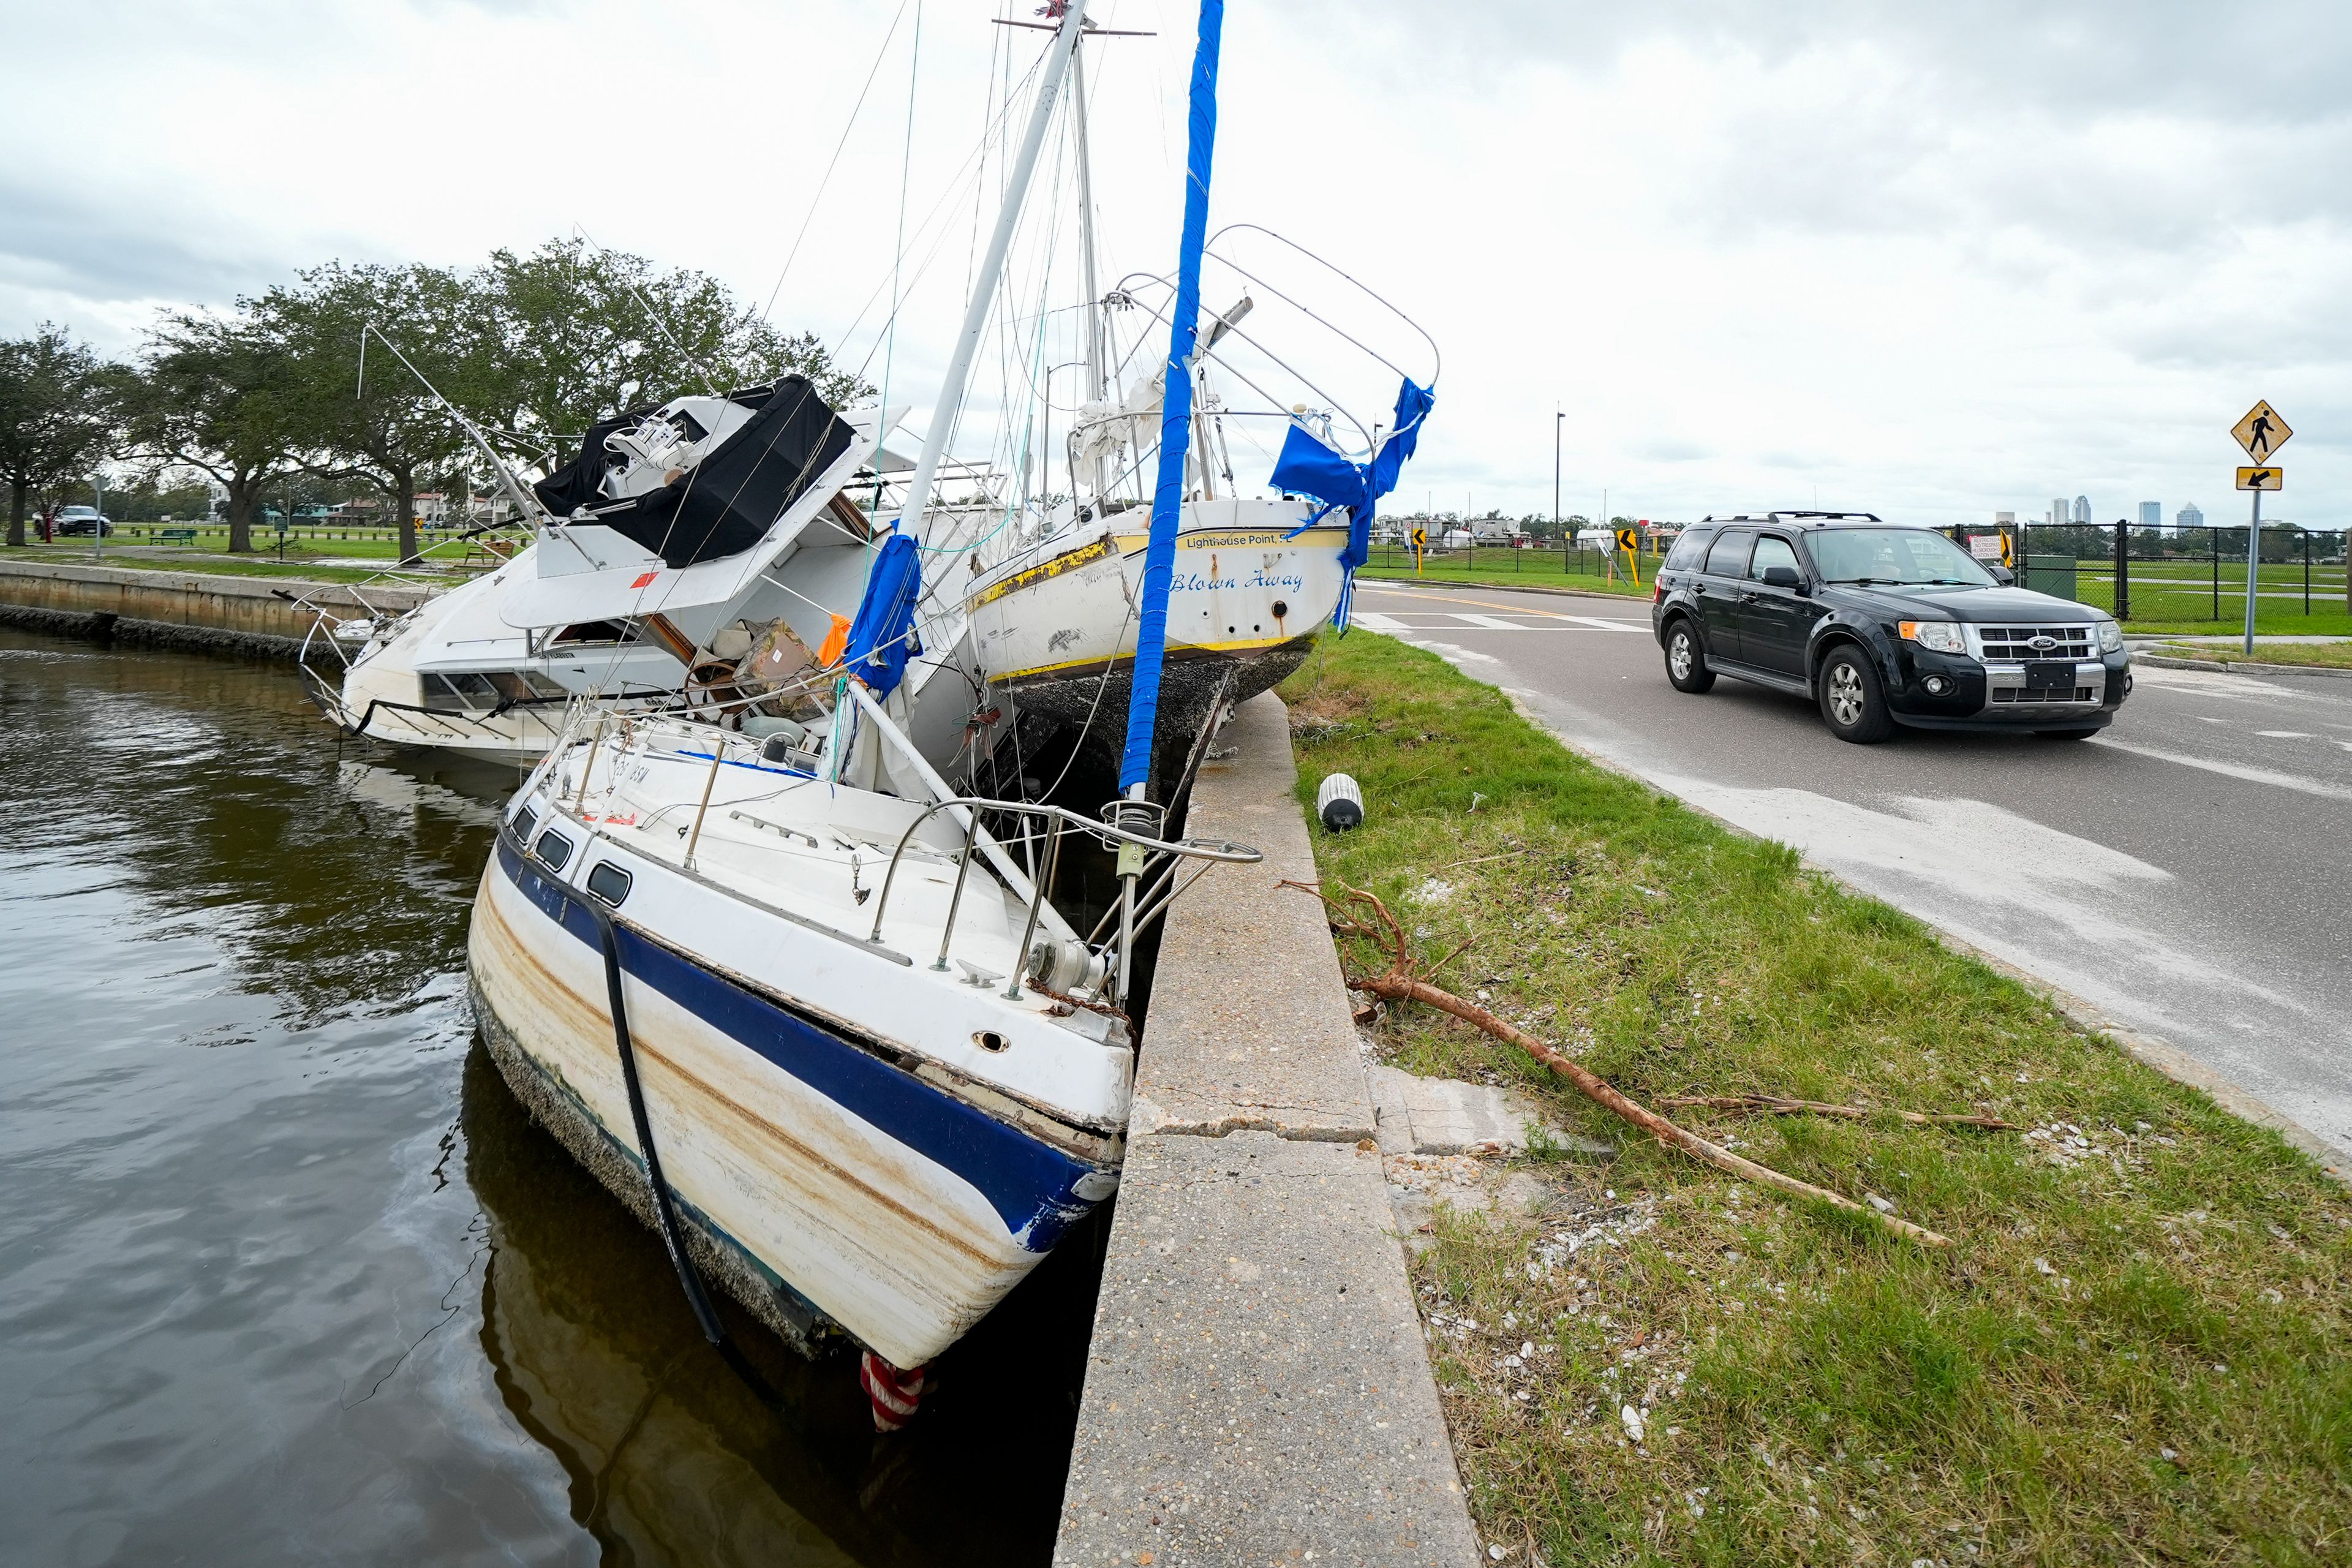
[1353,579,2352,1162]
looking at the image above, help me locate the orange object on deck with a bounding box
[816,613,853,666]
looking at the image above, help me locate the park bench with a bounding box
[153,527,198,546]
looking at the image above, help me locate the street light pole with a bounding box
[1553,407,1562,542]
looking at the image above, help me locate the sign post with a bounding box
[1412,524,1426,575]
[2232,401,2292,656]
[1615,525,1642,590]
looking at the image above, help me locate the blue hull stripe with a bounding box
[497,837,1101,1252]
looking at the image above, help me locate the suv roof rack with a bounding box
[1694,510,1883,524]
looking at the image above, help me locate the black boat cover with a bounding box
[531,375,857,569]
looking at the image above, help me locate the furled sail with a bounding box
[1117,0,1226,796]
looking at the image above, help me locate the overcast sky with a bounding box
[5,0,2347,528]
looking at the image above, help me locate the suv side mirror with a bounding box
[1760,565,1803,590]
[1988,564,2015,585]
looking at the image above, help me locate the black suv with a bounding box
[1650,512,2131,743]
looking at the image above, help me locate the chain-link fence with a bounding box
[1939,524,2350,625]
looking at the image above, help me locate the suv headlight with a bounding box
[2096,619,2124,652]
[1898,619,1966,654]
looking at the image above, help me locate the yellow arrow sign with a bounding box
[2233,401,2291,462]
[2236,466,2283,492]
[1615,527,1638,553]
[1411,526,1427,547]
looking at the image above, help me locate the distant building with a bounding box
[2177,503,2204,530]
[2138,501,2162,528]
[2051,497,2068,526]
[2071,495,2092,524]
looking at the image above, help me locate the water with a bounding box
[0,628,1096,1565]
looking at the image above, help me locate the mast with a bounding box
[1072,37,1108,503]
[1115,0,1224,801]
[892,2,1088,546]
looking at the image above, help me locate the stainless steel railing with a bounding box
[867,796,1261,1002]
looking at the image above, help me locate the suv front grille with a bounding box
[1991,686,2097,704]
[1975,624,2093,663]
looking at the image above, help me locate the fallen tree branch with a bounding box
[1657,1094,2018,1131]
[1283,878,1953,1249]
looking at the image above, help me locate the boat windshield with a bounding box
[1809,528,1996,587]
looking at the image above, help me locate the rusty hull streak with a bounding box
[472,878,998,1269]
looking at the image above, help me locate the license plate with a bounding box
[2024,662,2076,693]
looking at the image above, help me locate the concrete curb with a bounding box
[1357,572,1648,607]
[1055,693,1483,1566]
[2131,651,2352,680]
[1492,692,2349,1189]
[0,558,432,665]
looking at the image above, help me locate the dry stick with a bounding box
[1659,1094,2018,1131]
[1285,880,1954,1250]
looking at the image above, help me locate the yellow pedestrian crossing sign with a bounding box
[2236,466,2283,492]
[2233,401,2290,462]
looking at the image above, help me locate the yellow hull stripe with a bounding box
[968,535,1115,609]
[993,633,1302,685]
[967,527,1351,611]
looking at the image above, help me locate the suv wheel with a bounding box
[1817,646,1894,744]
[1664,620,1714,693]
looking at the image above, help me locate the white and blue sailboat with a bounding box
[465,2,1262,1420]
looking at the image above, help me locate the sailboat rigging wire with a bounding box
[833,49,1050,374]
[355,322,552,529]
[572,223,723,399]
[1097,279,1374,454]
[879,0,924,423]
[760,0,915,324]
[1209,222,1442,385]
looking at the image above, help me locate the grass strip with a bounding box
[2142,641,2352,671]
[1275,631,2351,1567]
[0,543,460,586]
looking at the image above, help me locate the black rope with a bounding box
[578,892,791,1411]
[590,903,731,1346]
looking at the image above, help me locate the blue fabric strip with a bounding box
[1117,0,1226,793]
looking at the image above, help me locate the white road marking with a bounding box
[1415,639,1503,666]
[1643,776,2317,1025]
[2090,738,2352,803]
[2130,664,2312,701]
[1350,611,1411,633]
[1558,613,1649,633]
[1450,613,1526,629]
[2256,731,2314,738]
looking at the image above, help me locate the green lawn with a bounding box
[1276,633,2350,1567]
[0,541,462,586]
[1360,552,1654,599]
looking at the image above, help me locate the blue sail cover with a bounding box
[842,530,922,697]
[1117,0,1226,795]
[1270,377,1435,631]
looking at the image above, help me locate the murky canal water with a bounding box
[0,628,1096,1565]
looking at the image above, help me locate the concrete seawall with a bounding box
[1055,693,1480,1566]
[0,559,430,662]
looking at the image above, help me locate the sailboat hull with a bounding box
[967,499,1344,758]
[467,833,1117,1368]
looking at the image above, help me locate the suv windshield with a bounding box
[1808,528,1994,587]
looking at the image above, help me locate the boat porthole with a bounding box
[974,1030,1010,1054]
[1272,600,1289,618]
